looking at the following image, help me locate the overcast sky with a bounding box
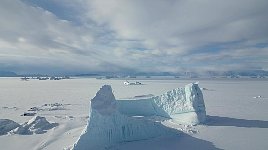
[0,0,267,75]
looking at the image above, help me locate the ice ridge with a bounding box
[118,83,206,124]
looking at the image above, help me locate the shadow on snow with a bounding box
[108,121,222,150]
[206,115,268,128]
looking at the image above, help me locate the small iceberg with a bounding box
[20,77,29,81]
[253,95,262,99]
[123,80,142,85]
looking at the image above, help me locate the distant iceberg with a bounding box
[73,83,206,150]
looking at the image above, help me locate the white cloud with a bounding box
[0,0,105,73]
[85,0,268,48]
[0,0,267,74]
[82,0,268,72]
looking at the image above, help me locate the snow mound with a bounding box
[12,116,58,135]
[118,83,206,125]
[0,119,20,135]
[73,85,179,150]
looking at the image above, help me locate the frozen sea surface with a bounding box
[0,77,268,150]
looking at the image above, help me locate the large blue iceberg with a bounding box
[73,83,206,150]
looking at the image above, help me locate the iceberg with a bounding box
[73,85,178,150]
[73,83,206,150]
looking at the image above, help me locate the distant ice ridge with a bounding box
[73,83,206,150]
[118,83,206,125]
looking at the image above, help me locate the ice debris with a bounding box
[0,116,58,136]
[28,102,68,112]
[12,116,58,135]
[253,95,262,99]
[73,83,206,150]
[21,112,36,116]
[1,106,18,110]
[0,119,20,135]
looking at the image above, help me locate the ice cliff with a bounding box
[118,83,206,124]
[73,83,206,150]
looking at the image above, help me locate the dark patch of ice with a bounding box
[2,106,18,110]
[21,112,36,116]
[27,102,69,112]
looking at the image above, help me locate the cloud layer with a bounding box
[0,0,268,74]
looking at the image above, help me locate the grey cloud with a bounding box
[86,0,268,50]
[0,0,268,74]
[82,0,268,72]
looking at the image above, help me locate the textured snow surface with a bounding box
[12,116,58,135]
[1,78,268,150]
[74,83,205,150]
[0,119,20,135]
